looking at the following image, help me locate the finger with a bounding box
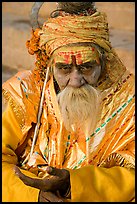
[14,166,43,189]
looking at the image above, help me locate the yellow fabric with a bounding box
[2,104,135,202]
[69,165,135,202]
[2,104,40,202]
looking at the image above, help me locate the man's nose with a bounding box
[68,69,86,88]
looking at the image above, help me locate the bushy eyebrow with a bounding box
[55,60,98,69]
[55,62,71,69]
[77,60,98,67]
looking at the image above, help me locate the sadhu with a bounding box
[2,2,135,202]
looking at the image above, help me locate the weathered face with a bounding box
[52,45,102,90]
[51,45,102,132]
[54,57,101,90]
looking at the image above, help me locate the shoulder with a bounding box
[2,69,43,100]
[2,70,43,134]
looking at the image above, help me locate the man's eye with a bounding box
[79,65,92,70]
[60,65,71,71]
[62,66,70,70]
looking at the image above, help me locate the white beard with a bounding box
[57,85,102,134]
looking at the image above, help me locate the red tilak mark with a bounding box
[64,54,70,64]
[64,52,75,64]
[71,55,76,66]
[76,52,83,65]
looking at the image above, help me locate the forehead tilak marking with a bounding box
[57,51,83,64]
[57,51,75,64]
[71,55,76,66]
[71,52,83,65]
[55,47,97,65]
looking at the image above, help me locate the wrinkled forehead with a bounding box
[51,45,100,65]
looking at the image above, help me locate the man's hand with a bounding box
[14,166,70,196]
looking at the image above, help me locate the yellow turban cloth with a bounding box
[39,11,110,55]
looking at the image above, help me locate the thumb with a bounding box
[46,166,70,180]
[46,166,62,177]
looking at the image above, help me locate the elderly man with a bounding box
[2,2,135,202]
